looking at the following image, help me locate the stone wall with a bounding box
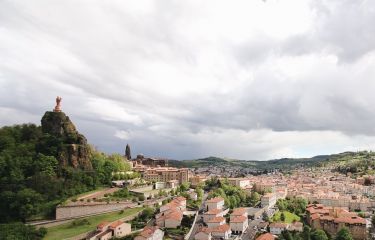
[56,202,135,219]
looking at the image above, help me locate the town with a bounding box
[38,145,375,240]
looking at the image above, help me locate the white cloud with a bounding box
[114,130,131,140]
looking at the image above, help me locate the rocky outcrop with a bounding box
[41,111,92,170]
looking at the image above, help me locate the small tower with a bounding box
[125,144,131,160]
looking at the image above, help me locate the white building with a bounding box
[261,193,277,208]
[230,216,248,234]
[206,197,225,211]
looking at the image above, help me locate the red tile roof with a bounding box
[139,226,160,238]
[256,233,275,240]
[211,224,231,233]
[207,216,225,223]
[230,216,247,223]
[231,208,247,215]
[97,221,109,230]
[205,209,223,215]
[334,216,366,224]
[109,220,123,229]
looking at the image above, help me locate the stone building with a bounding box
[306,204,367,240]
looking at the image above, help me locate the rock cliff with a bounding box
[41,111,92,170]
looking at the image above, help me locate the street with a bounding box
[241,219,263,240]
[188,193,208,240]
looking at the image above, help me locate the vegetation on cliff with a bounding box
[0,117,131,224]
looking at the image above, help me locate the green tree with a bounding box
[281,230,293,240]
[248,191,261,206]
[139,207,154,221]
[33,154,58,177]
[302,225,311,240]
[335,228,353,240]
[0,222,47,240]
[311,229,328,240]
[280,212,286,222]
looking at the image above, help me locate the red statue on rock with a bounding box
[54,96,62,112]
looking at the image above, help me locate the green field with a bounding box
[44,207,143,240]
[272,211,300,223]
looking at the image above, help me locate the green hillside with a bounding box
[169,151,373,172]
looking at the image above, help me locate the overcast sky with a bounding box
[1,0,375,160]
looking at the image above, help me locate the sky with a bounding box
[1,0,375,160]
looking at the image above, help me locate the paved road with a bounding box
[241,219,263,240]
[188,193,208,240]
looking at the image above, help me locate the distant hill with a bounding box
[168,151,368,171]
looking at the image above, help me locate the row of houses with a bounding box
[195,197,249,240]
[156,196,186,228]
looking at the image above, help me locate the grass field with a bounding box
[272,211,300,223]
[44,207,143,240]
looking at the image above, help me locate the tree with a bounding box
[311,229,328,240]
[280,230,293,240]
[139,207,154,221]
[0,222,47,240]
[280,212,286,222]
[277,199,287,211]
[335,228,353,240]
[302,225,311,240]
[248,191,261,206]
[125,144,131,160]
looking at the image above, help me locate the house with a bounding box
[156,209,183,228]
[227,178,250,189]
[211,224,232,239]
[206,216,226,228]
[134,226,164,240]
[165,210,183,228]
[230,216,248,234]
[87,220,131,240]
[190,175,207,187]
[261,193,277,208]
[194,227,212,240]
[269,222,289,235]
[109,221,131,238]
[230,208,248,220]
[156,196,186,228]
[206,197,225,211]
[188,189,198,201]
[203,209,226,223]
[256,233,276,240]
[160,196,186,213]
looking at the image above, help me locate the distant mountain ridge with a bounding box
[168,152,359,170]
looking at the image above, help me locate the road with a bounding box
[241,219,263,240]
[188,193,208,240]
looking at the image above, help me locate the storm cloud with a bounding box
[1,0,375,160]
